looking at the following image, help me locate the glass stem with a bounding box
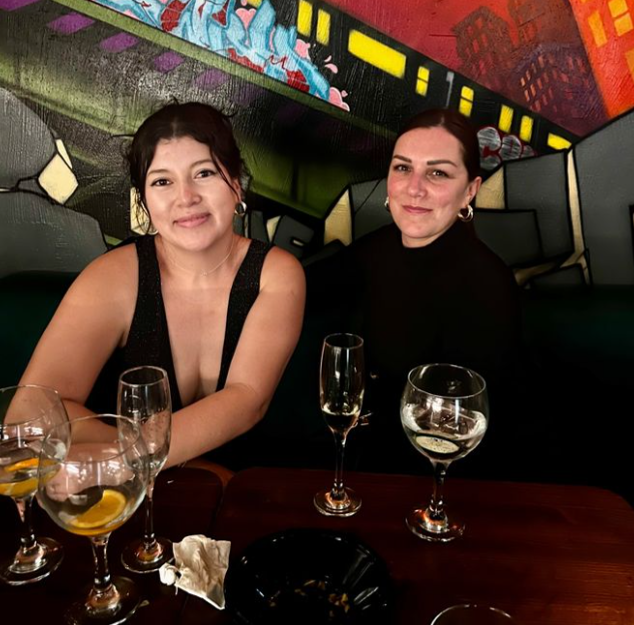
[142,478,157,551]
[15,496,37,554]
[428,461,449,524]
[87,534,120,613]
[330,432,348,501]
[10,496,46,572]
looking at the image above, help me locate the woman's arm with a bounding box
[19,246,136,417]
[165,247,306,467]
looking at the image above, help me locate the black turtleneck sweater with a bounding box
[307,220,523,475]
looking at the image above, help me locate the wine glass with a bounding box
[37,415,148,624]
[117,366,172,574]
[313,333,365,517]
[0,384,67,585]
[400,364,488,542]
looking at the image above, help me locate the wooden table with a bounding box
[0,467,223,625]
[182,468,634,625]
[2,466,633,624]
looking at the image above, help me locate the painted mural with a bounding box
[1,0,634,284]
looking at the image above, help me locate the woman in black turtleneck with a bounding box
[312,109,523,476]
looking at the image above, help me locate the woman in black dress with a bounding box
[312,109,523,475]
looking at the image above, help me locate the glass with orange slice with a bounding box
[37,415,149,625]
[0,384,68,585]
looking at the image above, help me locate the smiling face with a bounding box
[387,126,482,248]
[144,135,239,252]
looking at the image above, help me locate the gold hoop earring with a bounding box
[458,204,474,222]
[235,201,247,217]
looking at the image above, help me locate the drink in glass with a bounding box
[37,414,148,624]
[313,333,364,517]
[0,384,67,585]
[400,364,488,542]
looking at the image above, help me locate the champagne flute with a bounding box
[0,384,67,585]
[313,333,365,517]
[401,364,488,542]
[37,415,148,624]
[117,366,172,574]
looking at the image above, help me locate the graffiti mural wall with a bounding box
[1,0,634,282]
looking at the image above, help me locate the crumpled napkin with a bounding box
[159,535,231,609]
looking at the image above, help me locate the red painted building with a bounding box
[453,7,517,98]
[569,0,634,117]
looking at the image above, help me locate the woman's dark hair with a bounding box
[127,102,244,211]
[396,109,481,180]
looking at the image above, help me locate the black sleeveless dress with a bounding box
[87,236,270,416]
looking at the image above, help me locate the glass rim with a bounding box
[407,363,487,399]
[431,603,514,623]
[41,414,143,464]
[0,384,65,426]
[118,365,169,388]
[323,333,364,349]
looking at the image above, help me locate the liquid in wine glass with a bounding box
[313,333,365,517]
[37,414,149,625]
[0,384,67,585]
[400,364,488,542]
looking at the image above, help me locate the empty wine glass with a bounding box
[401,364,488,542]
[314,333,365,517]
[0,384,67,585]
[117,366,172,574]
[37,415,148,624]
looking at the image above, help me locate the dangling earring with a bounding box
[235,201,247,217]
[384,196,390,212]
[458,204,474,222]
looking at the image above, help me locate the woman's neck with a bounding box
[157,233,237,282]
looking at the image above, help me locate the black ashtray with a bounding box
[224,528,393,624]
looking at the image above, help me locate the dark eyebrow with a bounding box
[427,159,458,167]
[392,155,458,167]
[147,159,215,176]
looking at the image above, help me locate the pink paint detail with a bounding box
[324,63,338,74]
[324,55,332,62]
[294,39,311,59]
[236,7,255,30]
[328,87,350,112]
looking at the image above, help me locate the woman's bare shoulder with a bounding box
[261,245,305,290]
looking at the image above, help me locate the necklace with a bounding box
[163,234,236,277]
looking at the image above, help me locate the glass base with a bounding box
[66,576,141,625]
[406,507,465,543]
[121,537,173,574]
[0,537,64,586]
[431,604,515,624]
[314,487,362,517]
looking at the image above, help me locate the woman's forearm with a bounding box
[62,399,97,420]
[164,382,266,469]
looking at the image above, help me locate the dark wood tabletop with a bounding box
[181,467,634,625]
[0,467,224,625]
[2,466,633,624]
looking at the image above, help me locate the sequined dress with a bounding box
[87,235,270,414]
